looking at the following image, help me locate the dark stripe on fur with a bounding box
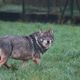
[29,35,47,54]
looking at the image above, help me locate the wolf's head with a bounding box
[33,30,54,49]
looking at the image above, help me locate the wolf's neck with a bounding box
[29,35,47,54]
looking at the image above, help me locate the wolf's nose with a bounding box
[47,41,50,44]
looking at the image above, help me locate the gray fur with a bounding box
[0,30,54,68]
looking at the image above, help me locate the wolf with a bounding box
[0,30,54,68]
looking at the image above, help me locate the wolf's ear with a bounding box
[39,30,42,33]
[47,29,53,34]
[39,30,43,36]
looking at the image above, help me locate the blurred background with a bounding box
[0,0,80,24]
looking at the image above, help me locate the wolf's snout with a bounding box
[47,40,50,44]
[47,40,52,44]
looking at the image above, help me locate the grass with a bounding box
[0,21,80,80]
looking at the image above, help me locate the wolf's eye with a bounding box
[40,39,43,42]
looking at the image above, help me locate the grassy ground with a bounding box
[0,21,80,80]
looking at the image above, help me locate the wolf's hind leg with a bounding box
[0,56,8,67]
[0,49,8,67]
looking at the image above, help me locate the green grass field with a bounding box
[0,21,80,80]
